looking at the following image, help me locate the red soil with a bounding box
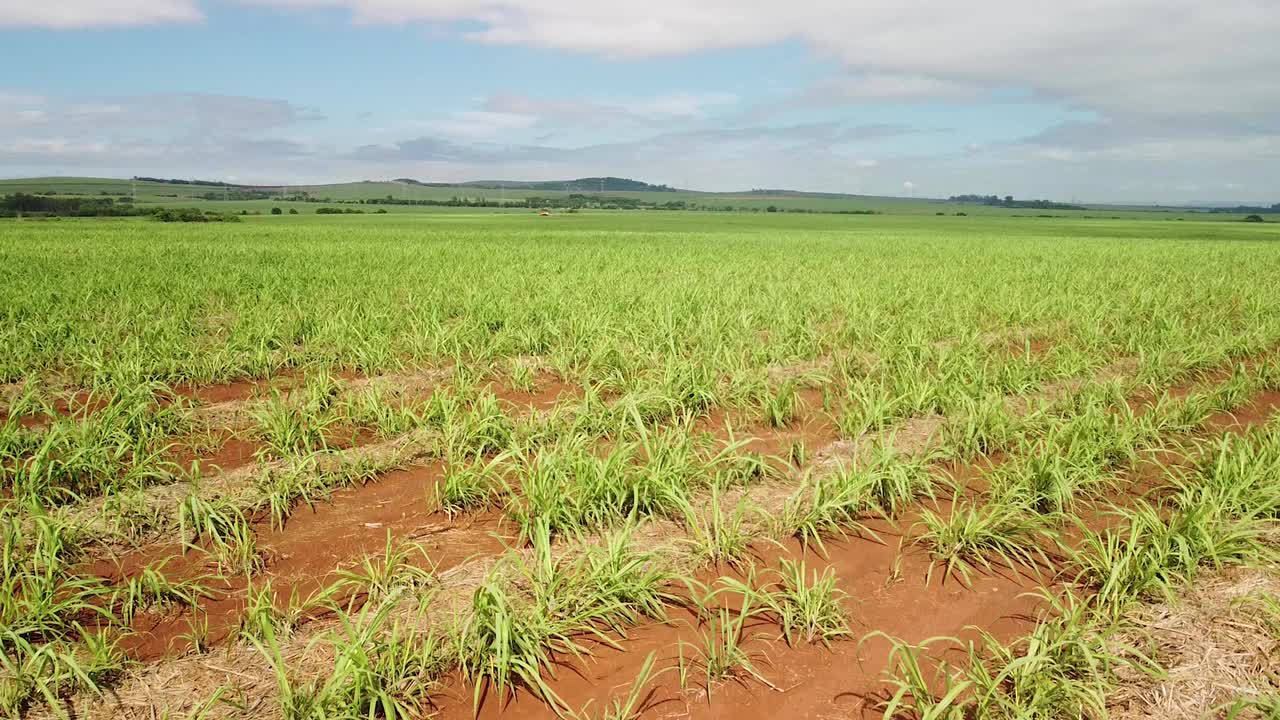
[97,370,577,660]
[427,384,1280,720]
[107,461,515,660]
[432,526,1044,720]
[1207,389,1280,431]
[166,432,263,474]
[697,388,840,466]
[488,375,582,412]
[170,376,287,405]
[74,367,1280,714]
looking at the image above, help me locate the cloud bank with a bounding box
[3,0,1278,201]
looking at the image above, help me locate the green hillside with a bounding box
[0,175,1259,221]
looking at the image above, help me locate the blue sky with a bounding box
[2,0,1277,203]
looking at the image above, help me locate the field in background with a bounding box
[0,175,1246,220]
[2,211,1280,720]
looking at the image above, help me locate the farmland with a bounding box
[0,176,1250,220]
[2,211,1280,720]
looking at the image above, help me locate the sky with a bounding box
[1,1,1277,203]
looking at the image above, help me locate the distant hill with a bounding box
[391,178,456,188]
[125,175,676,193]
[456,177,675,192]
[7,175,1262,220]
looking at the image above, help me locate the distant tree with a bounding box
[151,207,240,222]
[288,208,299,215]
[271,207,283,215]
[1244,214,1265,223]
[766,205,779,213]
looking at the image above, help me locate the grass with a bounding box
[718,559,852,648]
[239,580,301,643]
[252,600,445,720]
[867,592,1149,720]
[251,390,334,458]
[2,211,1280,718]
[684,603,776,697]
[769,559,851,646]
[437,454,509,517]
[7,387,183,505]
[111,560,212,625]
[679,488,758,569]
[334,532,434,603]
[775,466,883,553]
[0,500,123,717]
[915,501,1056,586]
[454,521,683,714]
[177,493,264,575]
[757,381,799,428]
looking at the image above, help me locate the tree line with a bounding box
[0,193,141,217]
[1210,203,1280,214]
[0,194,240,222]
[949,194,1085,210]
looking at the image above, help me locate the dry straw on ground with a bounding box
[1111,567,1280,720]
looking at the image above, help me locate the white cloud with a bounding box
[432,110,538,140]
[0,0,202,28]
[0,92,47,107]
[0,91,323,180]
[0,94,49,129]
[625,92,738,118]
[479,91,737,132]
[6,0,1279,202]
[0,92,317,135]
[8,117,1278,203]
[807,74,981,103]
[239,0,1280,116]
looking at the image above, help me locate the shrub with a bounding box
[271,207,283,215]
[151,207,241,223]
[1243,214,1265,223]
